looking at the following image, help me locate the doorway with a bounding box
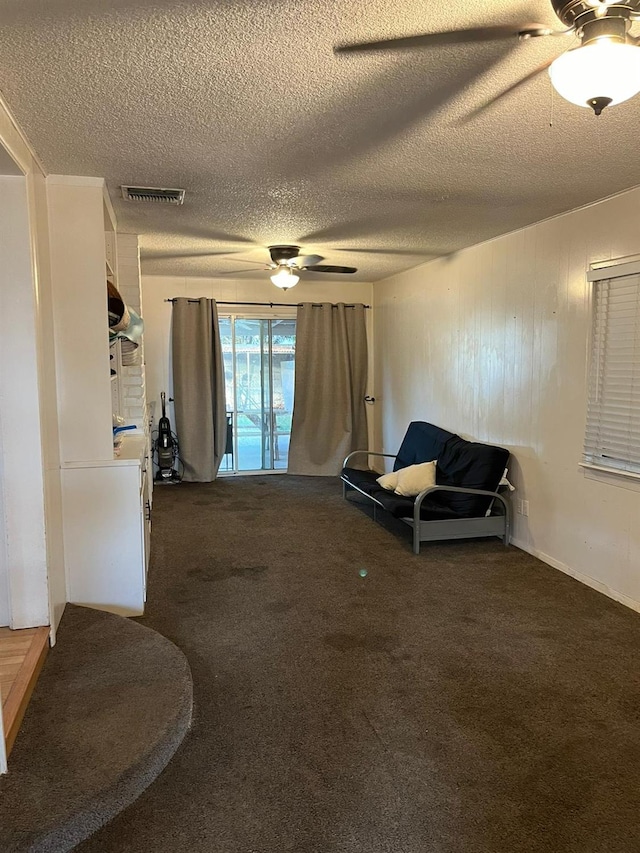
[218,316,296,473]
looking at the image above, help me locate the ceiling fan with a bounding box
[246,246,357,290]
[336,0,640,115]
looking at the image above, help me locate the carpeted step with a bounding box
[0,604,193,853]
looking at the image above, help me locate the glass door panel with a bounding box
[260,320,272,470]
[234,318,260,472]
[220,316,295,473]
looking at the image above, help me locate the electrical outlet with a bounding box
[522,500,530,517]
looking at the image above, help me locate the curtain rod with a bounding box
[164,299,370,308]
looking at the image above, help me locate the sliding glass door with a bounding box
[219,316,296,473]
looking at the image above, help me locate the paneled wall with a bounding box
[374,186,640,611]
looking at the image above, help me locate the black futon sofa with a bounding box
[341,421,511,554]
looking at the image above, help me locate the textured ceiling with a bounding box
[1,0,640,281]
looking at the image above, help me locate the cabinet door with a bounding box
[63,464,145,616]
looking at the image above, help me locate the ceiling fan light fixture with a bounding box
[549,41,640,113]
[270,265,300,289]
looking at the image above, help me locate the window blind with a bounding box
[583,270,640,475]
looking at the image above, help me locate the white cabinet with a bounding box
[62,435,148,616]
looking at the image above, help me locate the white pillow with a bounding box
[394,460,437,497]
[376,470,400,491]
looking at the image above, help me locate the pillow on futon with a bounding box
[393,460,437,497]
[376,470,400,490]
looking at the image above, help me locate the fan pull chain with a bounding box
[549,82,555,128]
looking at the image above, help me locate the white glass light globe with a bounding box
[270,266,300,289]
[549,41,640,111]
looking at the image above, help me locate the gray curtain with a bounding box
[288,302,368,476]
[171,298,227,482]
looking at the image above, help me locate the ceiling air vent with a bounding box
[121,186,185,205]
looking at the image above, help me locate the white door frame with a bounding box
[0,153,50,631]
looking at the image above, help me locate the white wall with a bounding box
[142,274,375,438]
[0,177,49,629]
[32,171,66,634]
[0,413,8,627]
[374,185,640,611]
[0,96,66,636]
[48,178,114,465]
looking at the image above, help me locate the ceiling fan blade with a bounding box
[217,268,269,275]
[464,56,557,120]
[335,24,549,54]
[142,249,247,262]
[169,227,255,244]
[221,258,272,266]
[292,254,324,267]
[305,265,358,274]
[336,247,437,257]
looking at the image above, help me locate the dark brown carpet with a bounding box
[78,475,640,853]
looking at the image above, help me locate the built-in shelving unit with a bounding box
[47,176,150,618]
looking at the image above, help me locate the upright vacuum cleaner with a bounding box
[154,392,182,483]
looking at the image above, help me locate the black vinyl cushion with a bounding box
[342,421,509,520]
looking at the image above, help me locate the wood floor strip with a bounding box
[2,627,50,756]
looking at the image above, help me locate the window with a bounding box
[584,260,640,476]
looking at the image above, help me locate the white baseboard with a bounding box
[510,537,640,615]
